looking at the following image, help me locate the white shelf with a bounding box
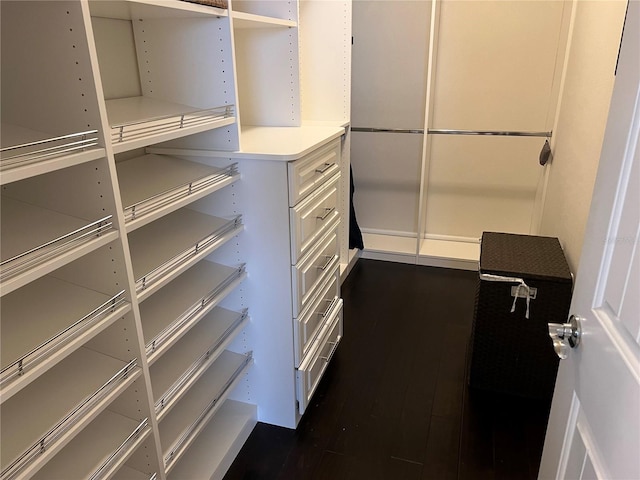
[0,123,105,185]
[159,351,252,472]
[231,11,296,29]
[360,232,418,264]
[112,464,156,480]
[106,97,235,154]
[1,275,129,400]
[360,232,480,270]
[0,196,117,296]
[117,154,239,232]
[151,308,248,419]
[90,0,228,20]
[141,261,246,362]
[31,411,150,480]
[417,237,480,270]
[167,400,256,480]
[0,348,140,479]
[127,208,242,300]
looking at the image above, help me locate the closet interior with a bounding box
[0,0,351,479]
[0,0,581,477]
[351,0,571,269]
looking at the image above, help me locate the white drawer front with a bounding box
[296,298,343,415]
[290,173,340,264]
[293,268,340,367]
[291,229,339,317]
[288,140,341,207]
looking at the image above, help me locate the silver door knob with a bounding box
[548,314,582,359]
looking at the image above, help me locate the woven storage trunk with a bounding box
[468,232,573,400]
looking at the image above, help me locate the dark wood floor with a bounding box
[224,259,552,480]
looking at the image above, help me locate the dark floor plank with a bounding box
[350,455,424,480]
[310,451,350,480]
[421,415,461,480]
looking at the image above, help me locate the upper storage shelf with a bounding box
[0,197,115,293]
[128,208,243,301]
[1,268,129,401]
[140,261,246,363]
[90,0,238,152]
[116,154,239,231]
[106,100,235,154]
[30,409,151,480]
[90,0,229,20]
[231,11,296,28]
[0,344,140,479]
[0,125,104,186]
[0,161,119,295]
[0,1,106,185]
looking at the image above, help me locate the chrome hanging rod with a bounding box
[351,127,552,138]
[351,127,425,134]
[428,129,552,137]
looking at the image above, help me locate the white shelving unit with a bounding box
[1,0,351,478]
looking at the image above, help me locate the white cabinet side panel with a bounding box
[221,159,297,428]
[299,0,351,124]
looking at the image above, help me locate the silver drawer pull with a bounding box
[316,255,333,272]
[320,341,339,363]
[317,298,335,318]
[316,207,335,221]
[315,163,333,174]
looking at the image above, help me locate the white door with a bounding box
[538,3,640,479]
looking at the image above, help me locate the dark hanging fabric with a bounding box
[349,165,365,250]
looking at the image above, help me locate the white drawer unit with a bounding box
[293,269,340,367]
[289,172,340,264]
[287,140,341,207]
[168,129,345,429]
[296,298,343,415]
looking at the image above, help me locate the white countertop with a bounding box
[149,125,345,161]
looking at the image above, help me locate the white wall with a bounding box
[540,0,627,274]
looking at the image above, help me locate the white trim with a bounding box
[422,233,480,245]
[532,0,578,234]
[577,410,612,480]
[360,227,417,239]
[415,0,442,262]
[557,392,581,480]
